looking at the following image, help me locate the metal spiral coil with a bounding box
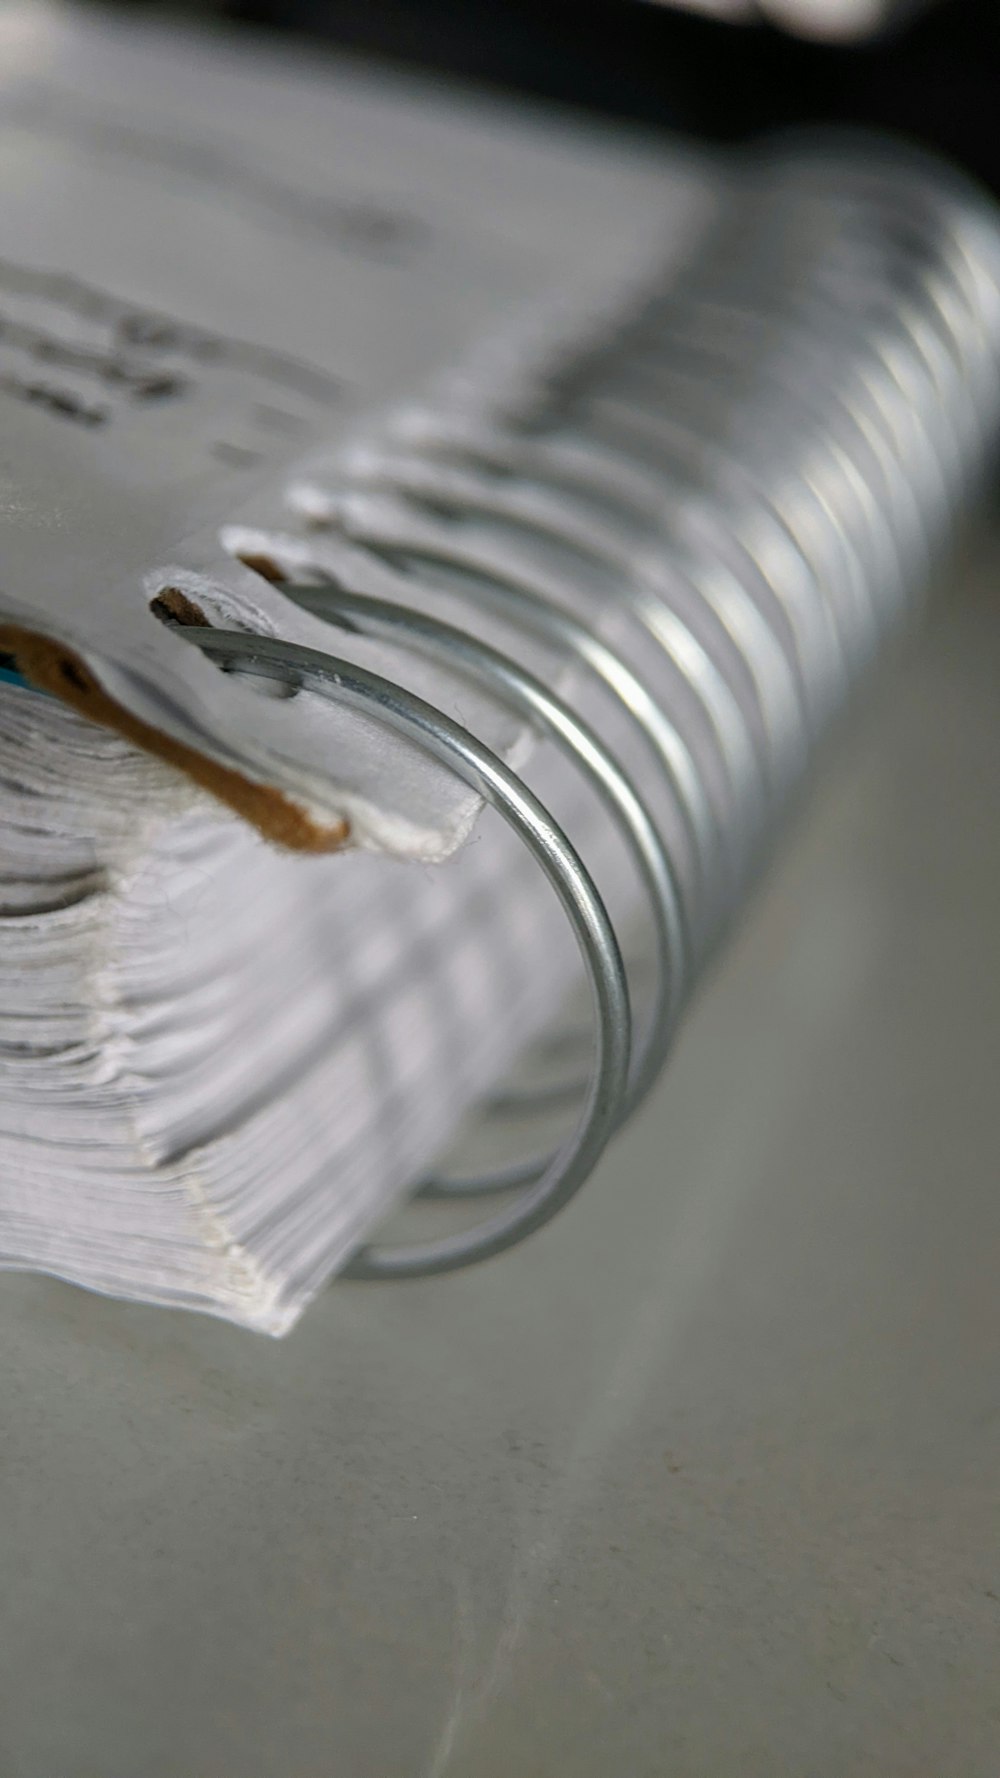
[171,143,1000,1278]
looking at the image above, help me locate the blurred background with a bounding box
[135,0,1000,191]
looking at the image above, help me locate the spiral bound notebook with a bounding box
[2,3,999,1333]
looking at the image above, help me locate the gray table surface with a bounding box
[2,549,998,1778]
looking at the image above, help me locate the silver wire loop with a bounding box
[279,583,688,1197]
[319,494,751,927]
[174,624,633,1278]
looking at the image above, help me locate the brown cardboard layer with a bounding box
[0,623,351,854]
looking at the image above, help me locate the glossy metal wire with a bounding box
[279,583,687,1196]
[177,624,632,1278]
[203,146,1000,1275]
[332,491,766,897]
[262,511,729,941]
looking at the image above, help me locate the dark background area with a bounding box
[212,0,999,192]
